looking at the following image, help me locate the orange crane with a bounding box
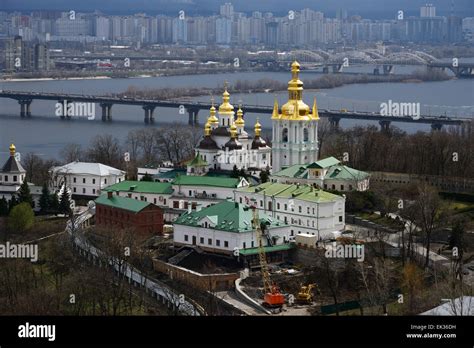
[250,204,285,308]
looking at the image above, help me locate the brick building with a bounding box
[95,191,164,237]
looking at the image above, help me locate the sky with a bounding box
[1,0,473,18]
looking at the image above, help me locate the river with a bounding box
[0,69,473,160]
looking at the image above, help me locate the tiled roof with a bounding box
[104,180,173,194]
[95,194,151,213]
[174,201,286,233]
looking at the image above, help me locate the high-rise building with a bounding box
[420,4,436,18]
[34,43,50,71]
[220,3,234,18]
[216,17,232,44]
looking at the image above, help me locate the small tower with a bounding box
[235,104,245,135]
[0,143,27,191]
[218,83,235,127]
[208,99,219,130]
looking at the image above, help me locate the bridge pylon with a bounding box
[18,99,32,117]
[100,103,113,122]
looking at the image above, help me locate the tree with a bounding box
[259,168,269,183]
[39,183,51,213]
[59,187,72,216]
[50,193,60,215]
[140,173,153,182]
[60,143,83,163]
[0,197,8,216]
[414,183,444,269]
[8,202,35,233]
[401,262,424,314]
[18,179,34,208]
[231,165,239,178]
[8,195,18,213]
[86,134,123,168]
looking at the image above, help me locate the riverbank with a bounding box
[113,69,451,101]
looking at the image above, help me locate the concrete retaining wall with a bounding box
[153,258,239,292]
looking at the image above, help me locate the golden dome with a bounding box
[254,118,262,137]
[208,104,219,126]
[219,85,234,114]
[279,60,311,121]
[235,106,245,126]
[9,143,16,156]
[230,123,237,138]
[204,121,211,136]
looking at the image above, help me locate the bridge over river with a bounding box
[0,90,471,131]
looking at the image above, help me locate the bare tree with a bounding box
[60,143,84,163]
[86,134,123,169]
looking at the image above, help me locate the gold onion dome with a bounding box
[230,123,237,138]
[9,143,16,156]
[280,60,311,120]
[254,118,262,136]
[208,104,219,126]
[225,123,242,150]
[235,106,245,126]
[219,85,234,114]
[204,121,212,136]
[251,118,267,149]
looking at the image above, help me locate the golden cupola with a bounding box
[204,121,212,136]
[280,61,311,120]
[9,143,16,156]
[208,103,219,127]
[254,118,262,137]
[235,105,245,127]
[218,85,234,115]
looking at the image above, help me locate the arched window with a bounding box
[303,128,309,142]
[282,128,288,143]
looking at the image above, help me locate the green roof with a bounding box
[238,182,343,203]
[104,180,173,194]
[174,201,286,233]
[239,243,294,256]
[271,164,308,178]
[95,194,151,213]
[186,152,208,167]
[155,169,186,179]
[173,175,242,188]
[326,164,370,180]
[308,157,341,169]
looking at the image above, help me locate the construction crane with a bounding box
[296,283,317,304]
[250,203,285,308]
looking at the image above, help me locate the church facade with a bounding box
[189,86,271,175]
